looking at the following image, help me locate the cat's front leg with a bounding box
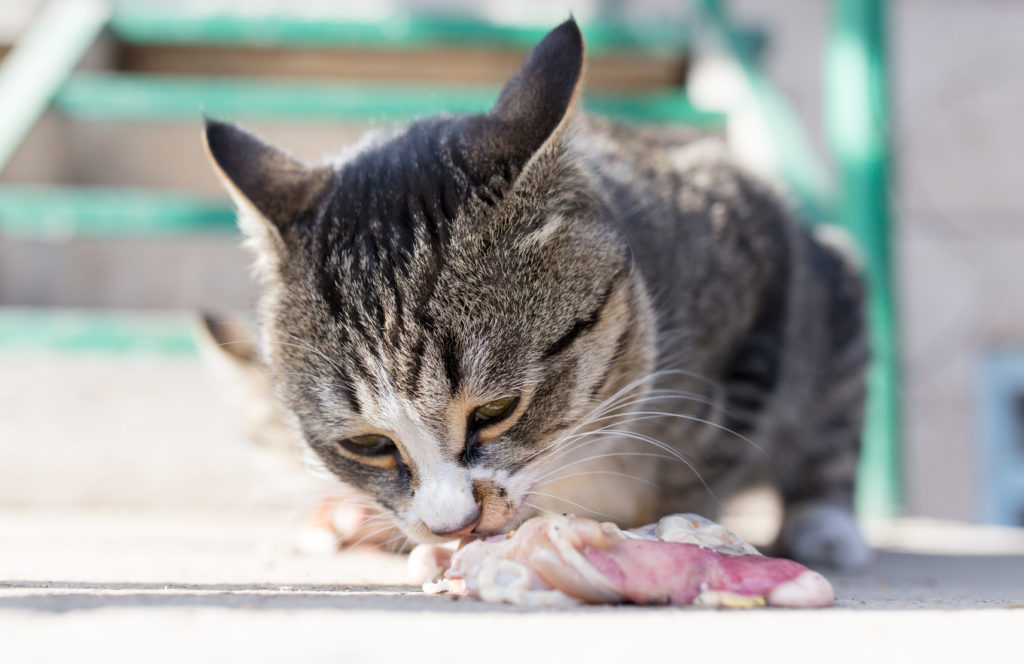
[773,374,873,571]
[774,230,875,572]
[778,501,872,571]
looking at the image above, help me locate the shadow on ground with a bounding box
[4,551,1023,613]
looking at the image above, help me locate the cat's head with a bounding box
[204,19,655,542]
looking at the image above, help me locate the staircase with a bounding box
[0,0,721,353]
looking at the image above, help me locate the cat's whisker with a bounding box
[566,427,694,470]
[527,427,718,503]
[513,401,733,506]
[280,507,371,542]
[548,400,718,446]
[531,451,679,485]
[377,533,411,553]
[305,487,381,503]
[595,390,724,419]
[209,338,260,349]
[518,365,740,471]
[270,484,366,526]
[278,489,393,535]
[280,500,327,529]
[539,400,768,464]
[600,431,719,502]
[593,387,736,430]
[307,494,380,507]
[300,491,385,511]
[521,490,617,519]
[271,332,353,381]
[577,369,682,415]
[538,468,662,491]
[522,501,557,517]
[521,424,641,472]
[530,448,680,484]
[341,522,400,552]
[516,370,675,466]
[524,411,691,466]
[318,499,386,512]
[340,511,398,529]
[590,410,768,458]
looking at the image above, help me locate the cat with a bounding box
[203,18,872,570]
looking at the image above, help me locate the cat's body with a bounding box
[205,20,871,569]
[535,117,868,550]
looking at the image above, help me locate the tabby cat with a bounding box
[204,19,872,569]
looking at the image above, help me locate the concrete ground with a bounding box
[2,354,1023,662]
[2,509,1024,664]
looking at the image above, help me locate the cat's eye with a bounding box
[339,434,396,457]
[472,396,519,428]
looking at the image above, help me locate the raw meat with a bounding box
[416,513,834,608]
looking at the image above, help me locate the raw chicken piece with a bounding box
[419,514,834,608]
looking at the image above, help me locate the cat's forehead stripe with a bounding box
[440,333,462,396]
[325,119,470,261]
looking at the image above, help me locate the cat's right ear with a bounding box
[489,18,585,149]
[462,19,585,182]
[203,119,331,260]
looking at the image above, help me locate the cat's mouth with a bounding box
[471,497,542,539]
[404,492,529,544]
[469,480,524,537]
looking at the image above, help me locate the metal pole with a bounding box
[825,0,901,516]
[0,0,109,173]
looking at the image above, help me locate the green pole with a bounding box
[825,0,901,516]
[697,0,834,223]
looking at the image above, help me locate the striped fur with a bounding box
[205,20,871,568]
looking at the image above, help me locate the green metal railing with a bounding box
[700,0,899,516]
[825,0,900,517]
[697,0,834,224]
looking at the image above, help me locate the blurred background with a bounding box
[0,0,1022,534]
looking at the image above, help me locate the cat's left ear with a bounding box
[203,119,332,263]
[466,18,585,176]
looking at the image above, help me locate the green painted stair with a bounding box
[0,184,235,236]
[54,73,722,126]
[108,6,692,55]
[0,6,717,239]
[0,308,200,355]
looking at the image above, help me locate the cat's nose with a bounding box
[429,506,482,539]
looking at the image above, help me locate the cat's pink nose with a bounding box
[429,507,482,539]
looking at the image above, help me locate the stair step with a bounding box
[0,184,235,236]
[0,307,199,354]
[54,73,724,126]
[109,8,690,55]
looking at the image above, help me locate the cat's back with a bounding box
[575,116,797,360]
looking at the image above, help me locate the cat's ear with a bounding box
[203,119,331,255]
[490,17,584,143]
[468,18,585,174]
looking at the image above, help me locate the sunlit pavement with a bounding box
[2,356,1023,662]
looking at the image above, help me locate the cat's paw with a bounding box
[295,494,404,554]
[778,503,873,571]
